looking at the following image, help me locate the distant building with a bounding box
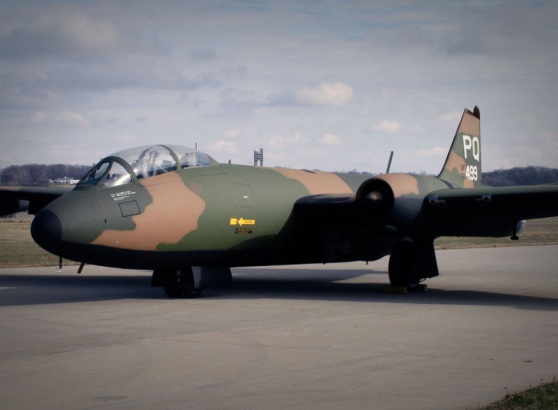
[53,177,80,184]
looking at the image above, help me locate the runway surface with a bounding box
[1,245,557,409]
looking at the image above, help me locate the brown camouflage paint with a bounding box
[92,172,206,250]
[459,110,480,137]
[445,151,475,188]
[274,168,353,195]
[377,173,420,197]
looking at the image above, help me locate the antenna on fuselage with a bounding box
[385,151,394,174]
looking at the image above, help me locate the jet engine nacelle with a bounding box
[356,174,444,231]
[354,177,395,224]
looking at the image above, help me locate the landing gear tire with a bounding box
[163,268,202,298]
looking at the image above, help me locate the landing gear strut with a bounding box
[388,241,419,287]
[388,239,438,289]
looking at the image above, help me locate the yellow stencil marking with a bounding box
[230,217,256,226]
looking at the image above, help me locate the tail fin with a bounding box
[438,106,482,188]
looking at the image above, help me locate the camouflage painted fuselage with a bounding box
[33,162,451,269]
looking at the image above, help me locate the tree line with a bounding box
[1,164,91,186]
[0,163,556,187]
[482,166,558,186]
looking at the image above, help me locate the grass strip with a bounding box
[435,217,558,249]
[477,378,558,410]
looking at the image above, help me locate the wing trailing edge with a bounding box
[426,184,558,232]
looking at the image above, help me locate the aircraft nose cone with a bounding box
[31,210,62,253]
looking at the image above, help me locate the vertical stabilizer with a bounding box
[438,106,482,188]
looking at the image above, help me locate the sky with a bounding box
[1,0,557,175]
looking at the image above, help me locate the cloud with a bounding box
[267,135,285,148]
[392,26,432,48]
[223,129,241,139]
[190,47,218,61]
[418,146,447,157]
[380,88,400,101]
[320,133,341,145]
[267,131,309,149]
[11,62,221,97]
[373,120,402,134]
[0,13,146,61]
[294,82,353,106]
[209,139,238,153]
[441,1,558,57]
[31,110,90,127]
[440,110,463,124]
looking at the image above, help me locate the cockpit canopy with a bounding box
[79,145,215,187]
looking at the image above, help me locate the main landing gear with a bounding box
[386,239,438,292]
[151,266,233,298]
[152,268,201,298]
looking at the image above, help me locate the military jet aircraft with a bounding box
[1,107,558,298]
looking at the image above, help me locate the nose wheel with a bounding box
[162,267,202,298]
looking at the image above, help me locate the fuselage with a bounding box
[29,138,521,272]
[31,147,402,269]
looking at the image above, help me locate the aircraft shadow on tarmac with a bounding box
[1,267,557,311]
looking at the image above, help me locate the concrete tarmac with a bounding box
[1,246,557,410]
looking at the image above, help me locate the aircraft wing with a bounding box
[0,186,73,216]
[294,194,357,224]
[294,184,558,238]
[294,192,392,230]
[425,184,558,229]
